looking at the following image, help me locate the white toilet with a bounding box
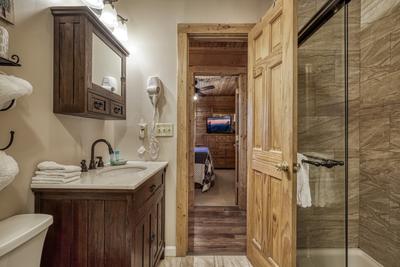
[0,214,52,267]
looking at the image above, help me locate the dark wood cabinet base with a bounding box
[34,169,166,267]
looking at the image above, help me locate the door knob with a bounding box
[275,161,289,172]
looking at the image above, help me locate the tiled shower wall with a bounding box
[359,0,400,266]
[297,0,360,248]
[298,0,400,265]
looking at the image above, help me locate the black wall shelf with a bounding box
[0,55,21,66]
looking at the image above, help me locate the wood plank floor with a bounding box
[189,206,247,254]
[195,169,236,206]
[159,256,253,267]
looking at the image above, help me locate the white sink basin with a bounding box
[98,166,147,177]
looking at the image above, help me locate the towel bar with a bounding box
[302,154,344,169]
[0,99,15,112]
[1,131,15,151]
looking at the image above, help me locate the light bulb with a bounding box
[113,19,128,42]
[193,93,199,101]
[100,2,118,30]
[81,0,104,9]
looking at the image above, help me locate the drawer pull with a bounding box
[114,106,122,114]
[150,184,157,193]
[94,100,104,110]
[150,233,156,242]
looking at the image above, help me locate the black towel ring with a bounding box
[1,131,15,151]
[0,99,15,112]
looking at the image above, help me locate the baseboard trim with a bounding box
[165,246,176,257]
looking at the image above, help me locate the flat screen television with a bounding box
[206,116,233,133]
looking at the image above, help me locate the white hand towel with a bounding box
[31,176,81,184]
[0,74,33,108]
[297,153,312,208]
[314,166,337,208]
[37,161,81,173]
[35,171,81,178]
[0,151,19,191]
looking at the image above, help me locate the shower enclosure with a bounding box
[296,0,400,266]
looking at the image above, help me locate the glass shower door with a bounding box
[297,1,347,266]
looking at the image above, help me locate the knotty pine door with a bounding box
[246,0,297,266]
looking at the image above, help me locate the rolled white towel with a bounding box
[0,151,19,191]
[37,161,81,173]
[297,153,312,208]
[0,74,33,108]
[35,171,81,178]
[31,176,81,184]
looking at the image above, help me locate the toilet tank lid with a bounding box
[0,214,53,257]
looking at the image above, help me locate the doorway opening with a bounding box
[193,75,239,207]
[188,36,248,254]
[176,24,253,256]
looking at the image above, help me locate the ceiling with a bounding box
[195,76,238,96]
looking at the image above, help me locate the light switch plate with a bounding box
[155,123,174,137]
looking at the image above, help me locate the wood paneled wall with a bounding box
[195,96,236,169]
[189,48,247,67]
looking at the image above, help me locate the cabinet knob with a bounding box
[94,100,104,110]
[150,233,156,242]
[114,106,122,114]
[150,184,157,193]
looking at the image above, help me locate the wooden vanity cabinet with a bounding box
[33,169,166,267]
[51,6,129,120]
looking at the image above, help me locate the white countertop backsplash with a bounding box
[30,161,168,190]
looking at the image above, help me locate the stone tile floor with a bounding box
[159,256,253,267]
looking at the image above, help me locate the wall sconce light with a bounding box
[100,0,118,30]
[81,0,104,9]
[113,15,128,42]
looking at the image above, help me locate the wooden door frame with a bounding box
[176,23,254,256]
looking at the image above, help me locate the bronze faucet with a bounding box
[89,139,114,170]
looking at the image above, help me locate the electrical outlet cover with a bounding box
[155,123,174,137]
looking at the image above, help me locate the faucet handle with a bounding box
[96,156,104,168]
[80,160,88,172]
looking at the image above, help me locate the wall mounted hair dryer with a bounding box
[146,76,163,107]
[138,76,163,160]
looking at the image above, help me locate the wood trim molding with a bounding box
[176,23,254,257]
[178,23,254,34]
[176,30,189,257]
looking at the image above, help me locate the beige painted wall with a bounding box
[0,0,114,219]
[0,0,271,249]
[114,0,271,249]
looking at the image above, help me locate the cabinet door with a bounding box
[149,194,165,267]
[157,195,165,256]
[149,205,158,267]
[134,214,150,267]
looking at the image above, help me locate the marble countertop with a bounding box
[30,161,168,190]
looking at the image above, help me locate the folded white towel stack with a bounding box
[32,161,82,184]
[37,161,81,172]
